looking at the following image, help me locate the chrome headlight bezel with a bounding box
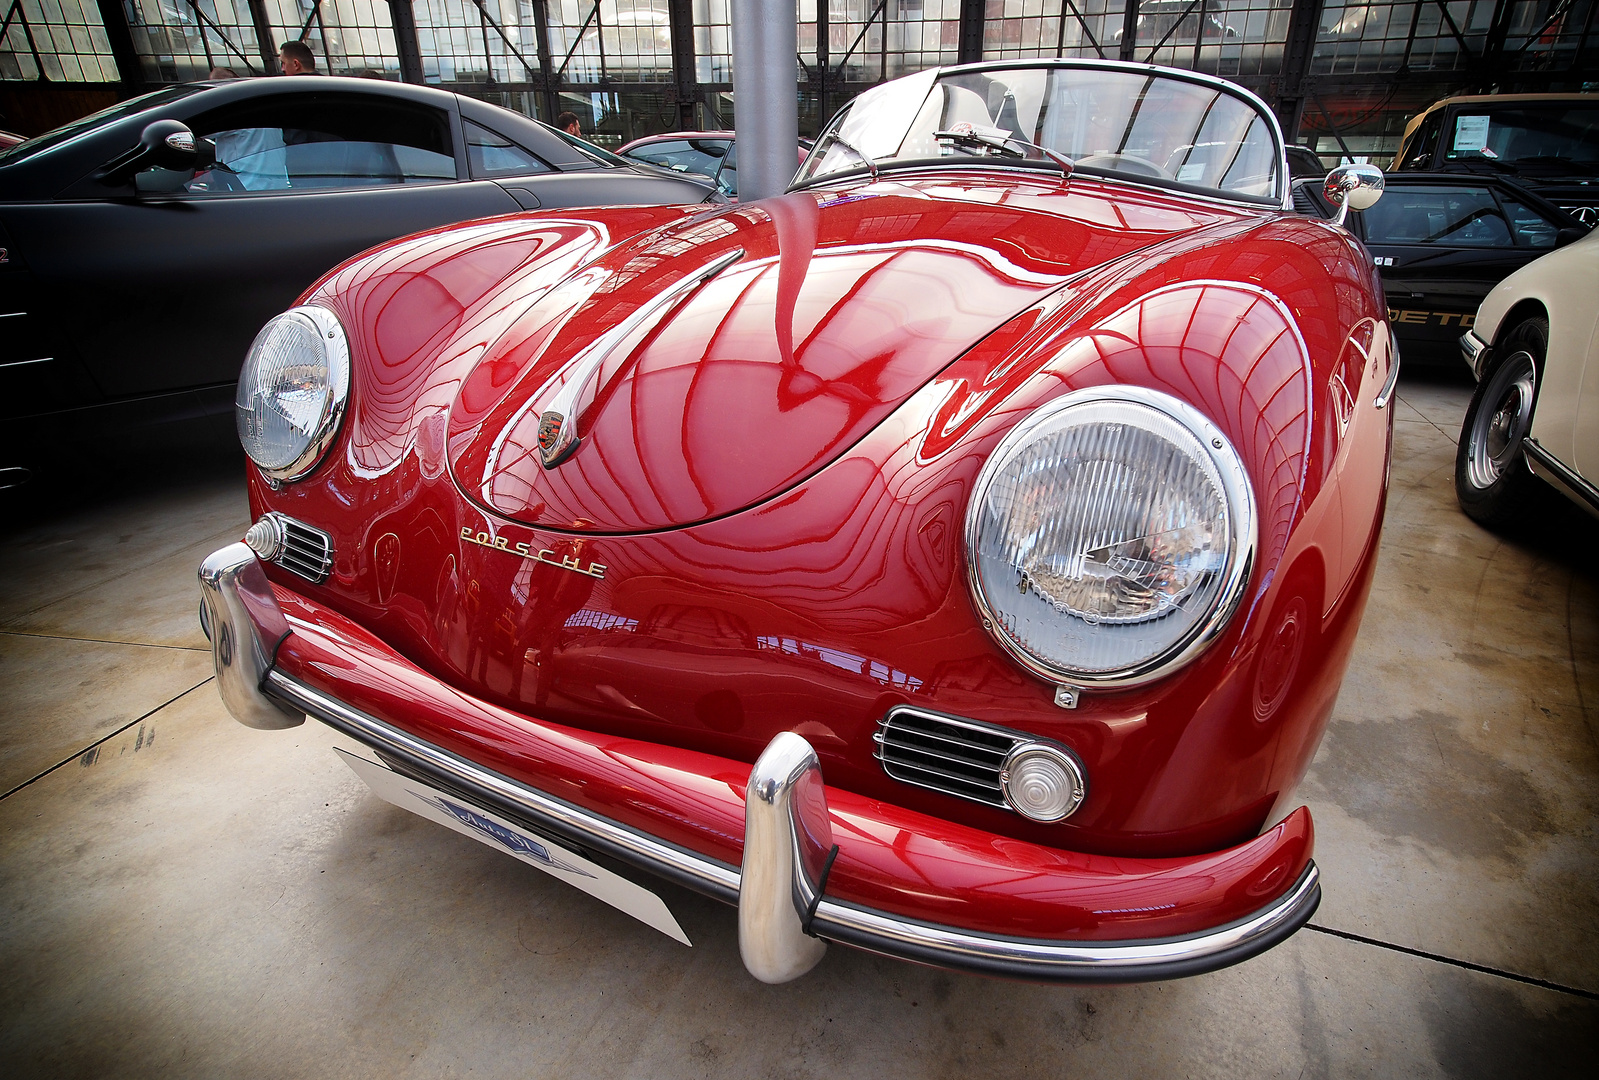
[235,304,350,484]
[963,385,1258,690]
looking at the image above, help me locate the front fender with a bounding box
[292,206,703,486]
[905,213,1393,839]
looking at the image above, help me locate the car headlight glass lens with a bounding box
[966,386,1256,687]
[236,305,349,482]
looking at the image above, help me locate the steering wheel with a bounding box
[184,164,249,194]
[1074,153,1173,180]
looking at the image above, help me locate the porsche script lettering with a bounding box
[459,527,607,579]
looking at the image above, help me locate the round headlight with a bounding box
[965,386,1256,689]
[235,305,349,482]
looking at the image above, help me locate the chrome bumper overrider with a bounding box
[1461,330,1492,382]
[199,543,1321,984]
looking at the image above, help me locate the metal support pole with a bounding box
[246,0,279,73]
[531,0,558,121]
[731,0,799,199]
[388,0,425,83]
[93,0,146,92]
[667,0,697,129]
[958,0,984,64]
[1119,0,1140,62]
[816,0,829,125]
[1273,0,1324,144]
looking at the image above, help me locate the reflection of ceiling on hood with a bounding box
[448,183,1246,535]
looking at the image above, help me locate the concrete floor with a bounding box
[2,373,1596,1078]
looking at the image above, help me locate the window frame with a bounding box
[463,119,556,181]
[137,90,466,200]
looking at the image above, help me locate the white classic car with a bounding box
[1457,225,1599,526]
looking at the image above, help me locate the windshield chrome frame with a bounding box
[791,59,1292,212]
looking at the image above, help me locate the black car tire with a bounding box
[1455,317,1546,529]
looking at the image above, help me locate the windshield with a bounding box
[1442,103,1599,176]
[795,64,1284,205]
[0,85,205,167]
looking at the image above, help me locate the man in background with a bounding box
[279,40,318,75]
[556,111,582,137]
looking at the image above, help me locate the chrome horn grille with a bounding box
[873,706,1025,810]
[243,512,334,584]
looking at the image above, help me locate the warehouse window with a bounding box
[123,0,264,81]
[0,0,119,81]
[258,0,402,78]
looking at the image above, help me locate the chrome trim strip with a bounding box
[876,736,1008,774]
[1523,437,1599,519]
[879,755,1006,795]
[871,725,1008,761]
[1374,344,1401,409]
[810,863,1320,980]
[739,733,832,983]
[0,357,51,368]
[535,247,744,468]
[879,705,1028,745]
[202,542,1322,982]
[266,667,743,900]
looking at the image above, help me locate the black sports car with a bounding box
[0,77,716,482]
[1294,172,1589,365]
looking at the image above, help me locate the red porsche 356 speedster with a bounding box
[200,59,1396,984]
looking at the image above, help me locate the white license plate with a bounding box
[337,749,691,946]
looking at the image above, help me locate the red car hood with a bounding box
[448,178,1241,533]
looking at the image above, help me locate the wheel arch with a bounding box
[1487,300,1550,376]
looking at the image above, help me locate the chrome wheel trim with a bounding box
[1467,351,1536,491]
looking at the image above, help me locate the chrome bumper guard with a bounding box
[200,544,1321,984]
[1461,330,1492,382]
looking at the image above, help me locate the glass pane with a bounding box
[547,0,674,84]
[465,119,551,176]
[801,64,1282,202]
[622,137,726,177]
[1443,104,1599,173]
[1362,186,1512,247]
[1499,197,1559,249]
[174,96,458,192]
[211,127,292,189]
[1,0,118,82]
[260,0,402,78]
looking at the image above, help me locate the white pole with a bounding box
[730,0,799,200]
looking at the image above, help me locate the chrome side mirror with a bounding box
[1323,164,1384,227]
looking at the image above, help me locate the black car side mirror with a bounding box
[96,120,202,186]
[1556,227,1587,248]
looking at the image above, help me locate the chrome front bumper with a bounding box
[199,543,1321,984]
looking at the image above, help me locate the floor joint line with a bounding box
[1305,923,1599,1001]
[0,629,209,653]
[0,678,215,802]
